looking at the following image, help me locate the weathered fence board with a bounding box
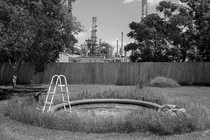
[0,62,210,85]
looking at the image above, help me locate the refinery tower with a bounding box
[86,17,98,56]
[142,0,148,18]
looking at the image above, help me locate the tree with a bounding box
[0,1,37,88]
[183,0,210,61]
[61,0,83,54]
[157,0,210,61]
[125,14,181,62]
[0,0,82,88]
[126,0,210,62]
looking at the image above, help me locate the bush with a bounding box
[148,77,180,88]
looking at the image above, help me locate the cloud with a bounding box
[123,0,162,6]
[147,0,162,6]
[75,32,87,38]
[123,0,136,4]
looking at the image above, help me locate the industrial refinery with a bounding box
[66,17,128,63]
[59,0,148,63]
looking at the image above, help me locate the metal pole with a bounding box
[121,32,124,57]
[116,40,119,57]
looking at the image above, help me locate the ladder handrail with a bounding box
[54,75,60,93]
[59,75,69,93]
[47,75,59,93]
[42,75,72,113]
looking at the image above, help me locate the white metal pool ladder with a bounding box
[42,75,71,113]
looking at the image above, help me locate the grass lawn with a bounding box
[0,85,210,140]
[150,86,210,108]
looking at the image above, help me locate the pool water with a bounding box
[54,104,147,118]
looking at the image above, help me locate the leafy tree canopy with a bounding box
[0,0,83,72]
[0,0,83,87]
[125,0,210,62]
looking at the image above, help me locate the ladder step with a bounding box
[61,91,69,93]
[63,101,71,103]
[48,92,55,94]
[58,85,66,87]
[45,102,53,104]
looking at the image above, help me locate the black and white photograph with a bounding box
[0,0,210,139]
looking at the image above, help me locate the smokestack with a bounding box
[142,0,148,18]
[121,32,124,57]
[99,39,102,56]
[116,40,119,57]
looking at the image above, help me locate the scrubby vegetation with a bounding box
[3,86,210,135]
[71,87,167,105]
[148,77,180,88]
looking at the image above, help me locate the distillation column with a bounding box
[91,17,97,55]
[120,32,124,57]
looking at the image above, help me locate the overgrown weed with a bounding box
[4,87,210,135]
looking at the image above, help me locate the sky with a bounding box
[72,0,179,48]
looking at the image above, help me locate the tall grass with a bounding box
[69,87,168,105]
[166,97,210,132]
[45,87,168,106]
[3,87,210,135]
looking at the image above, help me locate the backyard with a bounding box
[0,84,210,140]
[1,0,210,139]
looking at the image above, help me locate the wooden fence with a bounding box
[0,62,210,85]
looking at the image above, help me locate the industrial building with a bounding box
[59,0,148,63]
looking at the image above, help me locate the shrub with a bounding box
[148,77,180,88]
